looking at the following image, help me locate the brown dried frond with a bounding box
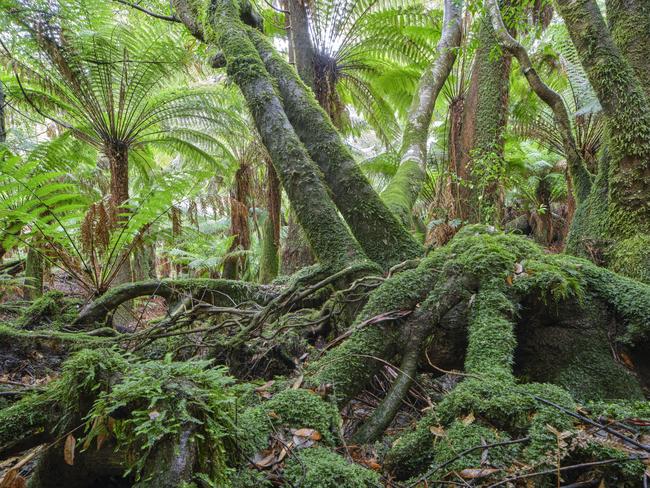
[80,203,97,255]
[95,201,111,253]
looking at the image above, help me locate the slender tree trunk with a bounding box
[455,12,511,224]
[24,245,43,300]
[381,0,463,224]
[0,83,6,144]
[288,0,316,91]
[259,160,281,283]
[223,161,252,280]
[279,0,317,272]
[105,143,132,325]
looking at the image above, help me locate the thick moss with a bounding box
[238,388,341,455]
[18,290,80,329]
[608,234,650,284]
[383,413,440,479]
[283,447,380,488]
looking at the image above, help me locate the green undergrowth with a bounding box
[238,388,341,455]
[17,290,80,329]
[283,447,380,488]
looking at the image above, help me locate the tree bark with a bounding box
[259,160,281,282]
[555,0,650,237]
[250,30,423,268]
[606,0,650,99]
[223,161,252,279]
[381,0,463,224]
[484,0,592,203]
[455,13,512,224]
[24,245,43,300]
[287,0,316,91]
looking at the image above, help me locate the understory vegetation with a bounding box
[0,0,648,486]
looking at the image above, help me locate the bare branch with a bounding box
[113,0,181,23]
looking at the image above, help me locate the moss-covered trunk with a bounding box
[455,13,511,224]
[259,159,281,283]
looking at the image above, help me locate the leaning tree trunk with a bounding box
[380,0,463,224]
[454,11,512,224]
[174,0,373,276]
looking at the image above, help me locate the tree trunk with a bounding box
[194,0,372,273]
[556,0,650,238]
[104,142,132,326]
[250,30,423,268]
[606,0,650,99]
[455,13,511,224]
[24,245,43,301]
[223,161,252,279]
[0,83,6,144]
[287,0,316,91]
[259,160,281,283]
[381,0,463,224]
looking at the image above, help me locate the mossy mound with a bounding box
[283,447,380,488]
[18,290,80,329]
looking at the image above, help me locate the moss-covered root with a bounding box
[248,29,423,269]
[307,262,439,404]
[73,278,276,327]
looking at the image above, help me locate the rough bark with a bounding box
[223,161,252,279]
[381,0,463,224]
[606,0,650,99]
[455,12,511,224]
[555,0,650,237]
[259,159,281,283]
[0,83,6,143]
[24,245,43,300]
[249,29,424,268]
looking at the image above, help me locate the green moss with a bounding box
[383,412,440,479]
[239,388,341,455]
[283,447,380,488]
[18,290,80,329]
[229,467,272,488]
[432,421,518,472]
[608,234,650,284]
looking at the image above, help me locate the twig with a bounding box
[408,437,531,487]
[113,0,180,22]
[487,456,648,488]
[532,395,650,453]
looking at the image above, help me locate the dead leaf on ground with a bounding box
[429,425,446,437]
[63,434,76,466]
[0,468,26,488]
[459,468,499,479]
[462,412,475,425]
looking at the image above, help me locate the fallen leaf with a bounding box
[293,428,321,440]
[459,468,499,479]
[64,434,76,466]
[0,468,26,488]
[429,425,446,437]
[462,412,475,426]
[148,410,161,420]
[253,451,277,468]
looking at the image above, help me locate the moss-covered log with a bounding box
[73,278,277,327]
